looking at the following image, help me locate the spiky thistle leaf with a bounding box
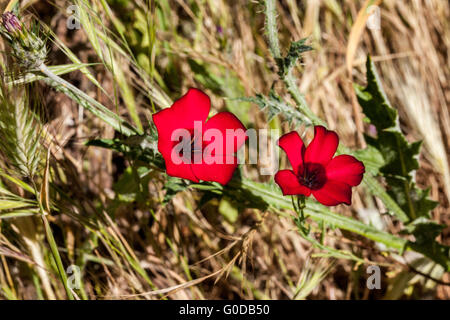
[355,55,438,221]
[240,89,312,126]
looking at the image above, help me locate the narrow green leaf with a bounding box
[0,170,35,194]
[0,200,31,210]
[7,63,98,85]
[0,211,37,219]
[230,178,407,251]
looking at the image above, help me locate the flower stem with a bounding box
[264,0,324,126]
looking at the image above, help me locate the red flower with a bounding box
[153,88,247,185]
[274,126,365,206]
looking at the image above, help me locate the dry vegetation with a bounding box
[0,0,449,300]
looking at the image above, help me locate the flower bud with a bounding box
[1,12,22,35]
[0,12,47,70]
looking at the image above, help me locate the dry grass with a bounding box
[0,0,448,300]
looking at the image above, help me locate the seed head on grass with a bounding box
[0,80,44,179]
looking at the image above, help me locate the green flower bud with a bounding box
[0,12,47,70]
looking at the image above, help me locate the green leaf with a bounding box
[355,56,438,221]
[354,61,397,130]
[7,63,99,86]
[225,177,450,270]
[280,38,313,76]
[354,55,447,269]
[363,174,408,222]
[407,241,450,272]
[86,138,132,154]
[0,210,38,219]
[0,169,35,194]
[0,199,32,210]
[163,177,189,205]
[113,166,151,203]
[403,217,446,245]
[228,178,407,252]
[86,135,163,167]
[353,145,384,175]
[240,89,311,126]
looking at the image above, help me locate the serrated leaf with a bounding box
[240,89,311,127]
[403,217,446,245]
[280,38,313,76]
[354,58,397,130]
[355,56,437,221]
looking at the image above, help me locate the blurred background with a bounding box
[0,0,449,299]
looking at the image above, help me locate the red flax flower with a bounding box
[275,126,365,206]
[153,88,247,185]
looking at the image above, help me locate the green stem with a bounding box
[265,0,282,59]
[264,0,324,126]
[292,192,369,263]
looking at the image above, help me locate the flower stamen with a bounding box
[298,163,326,190]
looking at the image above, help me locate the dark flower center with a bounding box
[175,131,203,163]
[188,137,203,161]
[298,163,326,190]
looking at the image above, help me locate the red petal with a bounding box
[164,156,199,183]
[152,108,176,157]
[274,170,311,196]
[152,88,211,181]
[169,88,211,130]
[153,88,210,133]
[304,126,339,166]
[278,131,305,175]
[312,180,352,206]
[203,111,247,154]
[191,154,238,185]
[325,155,365,186]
